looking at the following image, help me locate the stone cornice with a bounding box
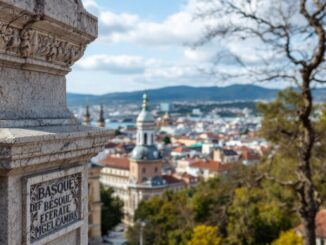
[0,126,113,170]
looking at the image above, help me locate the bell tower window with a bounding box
[144,133,147,145]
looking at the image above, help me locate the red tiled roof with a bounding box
[173,147,190,153]
[162,175,184,185]
[191,160,228,172]
[100,156,130,170]
[181,172,196,178]
[316,209,326,238]
[296,209,326,238]
[232,146,261,161]
[201,132,220,139]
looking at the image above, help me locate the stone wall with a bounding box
[0,1,110,244]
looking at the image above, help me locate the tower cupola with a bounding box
[130,93,161,161]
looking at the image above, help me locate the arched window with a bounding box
[144,133,147,145]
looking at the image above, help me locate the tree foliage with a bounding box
[194,0,326,243]
[226,187,294,245]
[272,230,303,245]
[101,186,124,235]
[187,225,222,245]
[163,136,171,145]
[127,164,297,245]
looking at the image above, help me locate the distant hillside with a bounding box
[67,84,326,106]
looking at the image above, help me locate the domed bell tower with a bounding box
[129,93,163,184]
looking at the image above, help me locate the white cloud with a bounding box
[90,3,206,47]
[76,53,208,83]
[100,12,140,35]
[76,55,148,74]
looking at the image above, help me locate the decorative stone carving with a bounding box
[6,26,21,53]
[20,28,38,57]
[0,20,86,66]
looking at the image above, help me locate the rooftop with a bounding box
[162,175,184,185]
[100,156,130,170]
[173,147,190,153]
[191,160,228,172]
[316,209,326,238]
[297,209,326,238]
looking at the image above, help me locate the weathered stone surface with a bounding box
[0,125,110,170]
[0,67,72,121]
[0,0,97,124]
[0,0,108,244]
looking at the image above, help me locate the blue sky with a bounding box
[67,0,221,95]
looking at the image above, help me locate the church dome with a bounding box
[130,145,162,161]
[137,110,154,123]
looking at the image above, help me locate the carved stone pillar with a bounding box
[0,1,109,245]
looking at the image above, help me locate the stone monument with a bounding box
[0,0,110,244]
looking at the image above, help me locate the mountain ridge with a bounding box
[67,84,326,106]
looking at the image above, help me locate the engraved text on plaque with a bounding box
[29,173,82,242]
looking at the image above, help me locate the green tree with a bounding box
[127,161,300,245]
[127,191,193,245]
[114,128,122,136]
[163,136,171,145]
[227,187,295,245]
[272,230,303,245]
[195,0,326,243]
[257,89,326,241]
[187,225,222,245]
[101,186,124,235]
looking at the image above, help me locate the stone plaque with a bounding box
[24,167,85,245]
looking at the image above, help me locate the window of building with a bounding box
[155,167,158,173]
[151,134,154,144]
[142,167,146,173]
[144,133,147,145]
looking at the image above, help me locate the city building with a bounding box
[213,148,240,164]
[171,146,190,158]
[160,102,173,112]
[188,159,230,180]
[157,112,172,127]
[99,94,185,224]
[175,158,197,173]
